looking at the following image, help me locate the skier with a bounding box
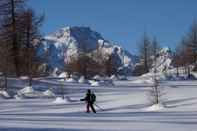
[80,89,96,113]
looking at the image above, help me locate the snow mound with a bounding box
[130,79,145,84]
[53,97,68,104]
[19,76,29,80]
[89,80,100,86]
[43,89,55,97]
[58,78,65,82]
[19,86,35,94]
[58,72,69,78]
[0,90,11,98]
[16,88,56,99]
[144,104,164,111]
[14,95,23,100]
[78,76,86,83]
[93,75,102,80]
[144,79,154,84]
[131,77,154,84]
[66,78,77,83]
[17,86,45,98]
[110,75,118,80]
[52,68,59,77]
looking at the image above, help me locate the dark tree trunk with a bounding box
[11,0,20,76]
[26,15,32,86]
[176,66,179,77]
[187,66,191,78]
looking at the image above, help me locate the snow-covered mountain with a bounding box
[37,26,137,74]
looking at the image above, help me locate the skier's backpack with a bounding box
[91,93,96,103]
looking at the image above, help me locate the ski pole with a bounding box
[94,103,104,111]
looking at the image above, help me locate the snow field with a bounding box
[0,77,197,131]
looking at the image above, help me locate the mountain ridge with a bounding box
[37,26,137,75]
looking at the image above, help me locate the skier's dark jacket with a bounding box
[80,91,96,103]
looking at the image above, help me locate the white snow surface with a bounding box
[93,75,102,80]
[130,73,154,84]
[78,76,87,83]
[53,97,69,104]
[43,89,55,97]
[66,78,77,83]
[0,90,10,98]
[19,76,29,80]
[18,86,35,94]
[144,103,164,111]
[110,74,118,80]
[58,72,69,78]
[89,80,100,86]
[0,77,197,131]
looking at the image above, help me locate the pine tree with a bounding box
[0,0,26,76]
[0,0,26,89]
[0,1,44,88]
[19,8,44,86]
[138,33,152,73]
[173,21,197,78]
[187,21,197,70]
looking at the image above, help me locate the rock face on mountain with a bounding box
[37,26,137,75]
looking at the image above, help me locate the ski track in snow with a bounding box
[0,78,197,131]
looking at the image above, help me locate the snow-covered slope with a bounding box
[37,26,136,74]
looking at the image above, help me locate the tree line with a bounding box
[172,22,197,78]
[134,21,197,77]
[0,0,44,89]
[0,0,197,86]
[0,0,122,86]
[64,46,122,79]
[133,33,161,76]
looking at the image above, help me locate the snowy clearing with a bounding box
[0,77,197,131]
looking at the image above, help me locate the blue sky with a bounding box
[28,0,197,54]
